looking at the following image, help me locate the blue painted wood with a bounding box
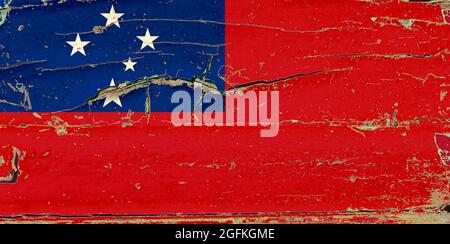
[0,0,225,112]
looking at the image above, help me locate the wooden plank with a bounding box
[0,0,449,223]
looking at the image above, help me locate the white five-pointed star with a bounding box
[101,5,124,28]
[66,34,90,56]
[137,29,159,50]
[123,58,137,71]
[103,79,123,107]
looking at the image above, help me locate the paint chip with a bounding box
[398,19,415,29]
[435,133,450,166]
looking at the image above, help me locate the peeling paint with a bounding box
[0,80,32,111]
[398,19,415,29]
[0,0,12,26]
[442,1,450,23]
[0,146,24,184]
[435,133,450,166]
[0,0,449,224]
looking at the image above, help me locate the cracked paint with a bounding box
[0,0,225,112]
[435,134,450,166]
[0,80,31,110]
[0,0,449,224]
[0,146,24,184]
[442,1,450,23]
[0,0,12,26]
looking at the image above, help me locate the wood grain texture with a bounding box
[0,0,449,223]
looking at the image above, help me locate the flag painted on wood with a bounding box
[0,0,449,223]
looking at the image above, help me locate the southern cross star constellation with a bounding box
[65,4,160,108]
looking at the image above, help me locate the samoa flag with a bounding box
[0,0,449,223]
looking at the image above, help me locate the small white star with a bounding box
[123,58,137,71]
[101,5,124,28]
[66,34,90,56]
[103,79,123,108]
[137,29,159,50]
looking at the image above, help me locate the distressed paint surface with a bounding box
[0,0,225,112]
[0,0,449,224]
